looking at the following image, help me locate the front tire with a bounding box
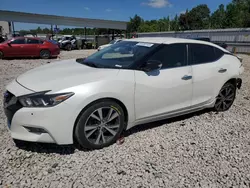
[65,44,72,51]
[40,50,50,59]
[214,82,236,112]
[75,100,125,149]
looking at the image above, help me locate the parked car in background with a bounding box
[97,39,123,51]
[58,35,77,51]
[3,37,244,149]
[0,37,60,59]
[82,39,94,49]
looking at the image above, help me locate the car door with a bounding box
[134,43,193,121]
[24,38,42,56]
[8,38,26,57]
[189,43,228,107]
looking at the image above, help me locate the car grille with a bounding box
[3,91,23,124]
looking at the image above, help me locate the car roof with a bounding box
[12,36,43,41]
[123,37,228,52]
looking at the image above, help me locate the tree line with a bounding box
[128,0,250,33]
[19,0,250,36]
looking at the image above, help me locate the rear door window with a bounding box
[148,44,187,69]
[190,44,224,65]
[11,38,26,44]
[27,38,40,44]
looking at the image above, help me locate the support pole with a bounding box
[50,25,53,39]
[84,27,86,39]
[12,22,15,36]
[112,29,114,40]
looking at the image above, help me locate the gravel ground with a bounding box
[0,50,250,188]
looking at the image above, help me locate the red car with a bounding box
[0,37,60,59]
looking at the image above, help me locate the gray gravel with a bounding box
[0,50,250,188]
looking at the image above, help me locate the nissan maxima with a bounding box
[3,37,244,149]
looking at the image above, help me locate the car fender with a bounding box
[60,79,135,139]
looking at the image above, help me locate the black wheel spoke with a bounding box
[90,114,101,122]
[107,124,120,129]
[95,130,102,144]
[104,126,116,136]
[97,108,103,121]
[86,128,97,138]
[101,131,106,144]
[107,112,119,123]
[226,93,234,100]
[85,125,98,131]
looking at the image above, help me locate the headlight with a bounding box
[18,91,74,107]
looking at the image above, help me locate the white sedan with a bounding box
[97,39,123,51]
[4,37,244,149]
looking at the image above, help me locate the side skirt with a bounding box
[126,99,216,130]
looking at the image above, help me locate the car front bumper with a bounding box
[3,81,76,145]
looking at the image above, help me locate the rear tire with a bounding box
[214,82,236,112]
[0,50,4,59]
[40,50,50,59]
[74,100,125,149]
[65,44,72,51]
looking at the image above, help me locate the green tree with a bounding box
[127,14,143,33]
[188,4,211,30]
[179,9,190,30]
[171,15,180,31]
[211,4,226,29]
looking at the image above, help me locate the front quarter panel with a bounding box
[60,69,135,138]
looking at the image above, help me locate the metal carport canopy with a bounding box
[0,10,127,30]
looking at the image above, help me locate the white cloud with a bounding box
[84,7,90,11]
[142,0,172,8]
[105,8,112,12]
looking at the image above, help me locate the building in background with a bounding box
[0,21,11,36]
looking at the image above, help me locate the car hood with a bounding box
[16,59,119,92]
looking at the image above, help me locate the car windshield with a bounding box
[79,41,159,69]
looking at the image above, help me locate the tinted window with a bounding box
[214,47,224,59]
[11,39,25,44]
[27,38,40,44]
[148,44,187,69]
[190,44,224,65]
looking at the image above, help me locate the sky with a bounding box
[0,0,232,31]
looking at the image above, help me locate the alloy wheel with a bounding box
[84,107,121,145]
[215,84,235,111]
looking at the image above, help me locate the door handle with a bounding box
[218,68,227,73]
[182,75,192,80]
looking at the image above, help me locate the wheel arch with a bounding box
[39,49,51,58]
[72,97,129,144]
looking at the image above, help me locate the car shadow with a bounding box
[13,108,214,154]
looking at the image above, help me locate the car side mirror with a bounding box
[142,60,162,72]
[7,42,11,46]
